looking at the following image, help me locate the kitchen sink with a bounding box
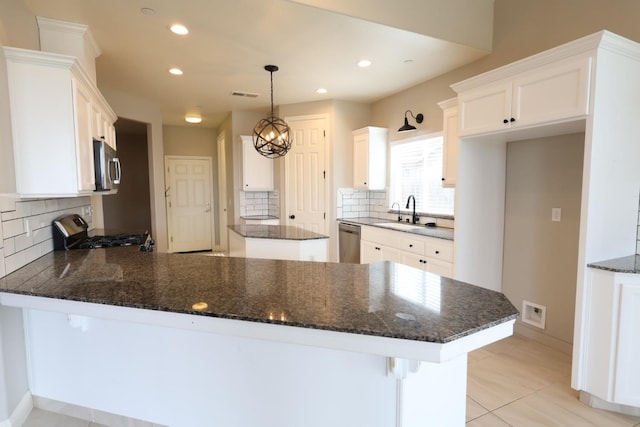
[375,222,424,232]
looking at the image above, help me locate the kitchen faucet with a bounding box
[391,202,402,222]
[406,195,419,224]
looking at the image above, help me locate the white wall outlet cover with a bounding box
[522,300,546,329]
[551,207,562,222]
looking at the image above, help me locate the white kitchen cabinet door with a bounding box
[361,240,402,264]
[458,54,592,138]
[353,127,387,190]
[614,282,640,406]
[458,81,512,137]
[242,135,274,191]
[72,78,97,192]
[512,54,592,129]
[3,47,117,197]
[441,103,459,187]
[425,258,453,279]
[401,252,428,271]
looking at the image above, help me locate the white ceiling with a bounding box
[21,0,493,127]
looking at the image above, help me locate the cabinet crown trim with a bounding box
[451,30,640,94]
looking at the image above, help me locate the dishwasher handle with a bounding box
[339,223,361,235]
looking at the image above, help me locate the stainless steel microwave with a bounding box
[93,139,121,192]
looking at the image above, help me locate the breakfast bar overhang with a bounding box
[0,247,518,427]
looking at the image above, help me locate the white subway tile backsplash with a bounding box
[3,218,25,238]
[1,195,91,277]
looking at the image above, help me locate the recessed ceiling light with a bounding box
[141,8,155,15]
[185,114,202,124]
[170,24,189,35]
[357,59,372,68]
[316,88,327,94]
[169,68,183,75]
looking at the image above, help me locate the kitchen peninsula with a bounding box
[228,224,329,261]
[0,247,517,426]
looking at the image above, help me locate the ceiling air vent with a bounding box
[231,91,259,98]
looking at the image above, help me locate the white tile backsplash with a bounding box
[239,190,279,218]
[336,188,455,228]
[0,194,91,277]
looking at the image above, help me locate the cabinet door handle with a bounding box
[441,177,445,181]
[510,117,515,123]
[375,247,380,250]
[503,119,509,124]
[435,250,440,254]
[409,244,413,248]
[289,215,295,219]
[364,182,367,185]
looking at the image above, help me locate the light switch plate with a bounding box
[552,207,562,222]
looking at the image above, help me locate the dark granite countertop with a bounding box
[0,247,517,344]
[588,255,640,274]
[338,217,454,241]
[229,224,328,240]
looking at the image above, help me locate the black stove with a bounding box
[53,214,152,251]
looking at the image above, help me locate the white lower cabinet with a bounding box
[360,225,453,278]
[361,240,402,264]
[583,268,640,407]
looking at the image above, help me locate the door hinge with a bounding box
[323,130,326,137]
[169,201,172,208]
[323,170,326,179]
[324,212,326,219]
[170,236,173,242]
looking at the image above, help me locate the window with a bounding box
[389,135,454,216]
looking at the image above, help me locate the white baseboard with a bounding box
[579,391,640,416]
[0,391,33,427]
[33,396,167,427]
[514,322,573,355]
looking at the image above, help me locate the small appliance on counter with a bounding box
[52,214,151,251]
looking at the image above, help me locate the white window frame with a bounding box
[388,132,455,217]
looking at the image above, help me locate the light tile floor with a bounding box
[467,334,640,426]
[23,334,640,427]
[23,408,107,427]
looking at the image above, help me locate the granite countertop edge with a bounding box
[228,224,329,240]
[587,254,640,274]
[0,249,518,345]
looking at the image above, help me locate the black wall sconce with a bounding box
[398,110,424,132]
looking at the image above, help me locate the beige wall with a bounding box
[372,0,640,135]
[163,125,217,158]
[502,134,584,345]
[100,89,167,252]
[103,132,152,232]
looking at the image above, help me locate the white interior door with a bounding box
[217,132,228,252]
[284,115,327,234]
[165,156,214,253]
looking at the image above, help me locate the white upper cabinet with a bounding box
[353,126,388,190]
[241,135,274,191]
[457,54,592,137]
[2,47,117,198]
[438,98,458,187]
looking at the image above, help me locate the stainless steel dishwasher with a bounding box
[339,222,361,263]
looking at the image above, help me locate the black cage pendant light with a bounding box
[253,65,292,158]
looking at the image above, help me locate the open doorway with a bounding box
[102,117,152,232]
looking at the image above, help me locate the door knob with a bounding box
[289,215,295,219]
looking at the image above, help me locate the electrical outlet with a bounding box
[551,207,562,222]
